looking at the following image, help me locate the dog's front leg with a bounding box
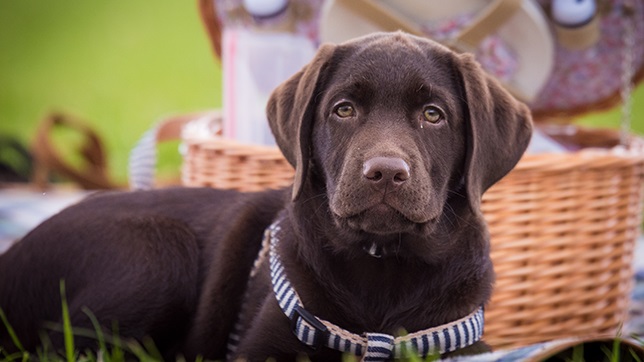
[232,296,305,361]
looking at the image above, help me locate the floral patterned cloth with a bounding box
[421,13,519,84]
[530,0,644,114]
[214,0,643,115]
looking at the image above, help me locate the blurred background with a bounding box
[0,1,221,185]
[0,0,642,186]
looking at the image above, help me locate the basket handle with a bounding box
[128,111,221,190]
[198,0,223,59]
[32,112,119,190]
[451,0,522,51]
[331,0,526,100]
[335,0,521,51]
[334,0,424,36]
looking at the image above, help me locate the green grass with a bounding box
[576,82,644,134]
[0,1,221,184]
[0,282,161,362]
[2,283,643,362]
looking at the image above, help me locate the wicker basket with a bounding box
[182,138,293,191]
[481,127,644,348]
[179,117,644,349]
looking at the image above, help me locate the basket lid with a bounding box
[319,0,555,103]
[199,0,643,120]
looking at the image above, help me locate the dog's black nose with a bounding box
[362,157,410,189]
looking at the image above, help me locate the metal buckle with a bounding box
[291,304,328,350]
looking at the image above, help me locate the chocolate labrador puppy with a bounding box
[0,32,532,361]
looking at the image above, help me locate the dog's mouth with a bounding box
[340,203,432,235]
[329,201,444,260]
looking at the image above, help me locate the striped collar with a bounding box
[267,220,485,360]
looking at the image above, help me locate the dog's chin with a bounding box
[341,204,423,235]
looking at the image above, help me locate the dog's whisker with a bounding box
[395,233,403,260]
[447,188,466,198]
[443,202,481,233]
[302,192,327,204]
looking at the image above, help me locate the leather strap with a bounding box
[198,0,223,59]
[452,0,522,51]
[335,0,424,37]
[334,0,522,52]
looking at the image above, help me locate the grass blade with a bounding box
[126,340,158,362]
[110,321,124,362]
[141,336,163,361]
[0,308,25,352]
[568,344,584,362]
[0,351,27,362]
[611,337,621,362]
[82,307,107,356]
[59,280,77,362]
[630,346,643,362]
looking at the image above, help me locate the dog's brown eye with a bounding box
[334,103,356,118]
[423,106,444,124]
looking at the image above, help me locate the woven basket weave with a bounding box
[182,139,294,191]
[179,116,644,349]
[481,128,644,348]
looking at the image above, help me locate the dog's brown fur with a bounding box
[0,32,532,361]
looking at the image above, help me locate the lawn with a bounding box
[0,0,221,184]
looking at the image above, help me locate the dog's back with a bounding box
[0,187,286,358]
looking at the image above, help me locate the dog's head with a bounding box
[268,32,532,243]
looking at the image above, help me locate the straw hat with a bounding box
[319,0,555,103]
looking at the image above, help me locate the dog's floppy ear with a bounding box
[267,43,336,201]
[455,53,533,213]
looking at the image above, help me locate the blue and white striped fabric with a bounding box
[128,124,159,190]
[364,333,395,361]
[269,223,301,320]
[267,219,485,360]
